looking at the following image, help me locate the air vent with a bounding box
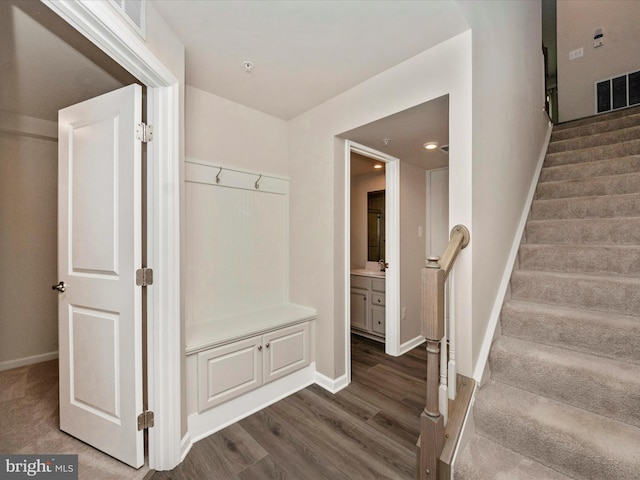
[109,0,146,39]
[596,69,640,114]
[440,145,449,154]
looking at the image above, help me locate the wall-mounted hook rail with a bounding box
[216,166,222,184]
[255,174,262,190]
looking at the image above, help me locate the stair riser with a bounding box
[535,172,640,200]
[526,219,640,244]
[489,341,640,427]
[511,271,640,316]
[551,114,640,142]
[549,125,640,154]
[518,245,640,277]
[554,105,640,131]
[531,194,640,220]
[475,382,640,480]
[501,302,640,365]
[544,140,640,168]
[540,156,640,183]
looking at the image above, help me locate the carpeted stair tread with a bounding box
[518,244,640,276]
[454,434,572,480]
[553,105,640,131]
[544,138,640,168]
[531,192,640,220]
[525,216,640,244]
[501,300,640,365]
[551,112,640,141]
[548,124,640,154]
[539,155,640,183]
[535,171,640,200]
[474,380,640,480]
[510,270,640,316]
[490,336,640,427]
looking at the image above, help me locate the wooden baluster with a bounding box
[419,257,445,479]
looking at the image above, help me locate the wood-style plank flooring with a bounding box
[152,335,427,479]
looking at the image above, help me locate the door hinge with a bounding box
[137,410,154,431]
[136,122,153,143]
[136,268,153,287]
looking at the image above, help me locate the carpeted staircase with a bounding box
[455,106,640,479]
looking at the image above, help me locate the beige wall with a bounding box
[289,31,473,379]
[0,124,58,366]
[399,161,427,344]
[350,170,385,269]
[557,0,640,122]
[186,86,288,176]
[457,0,549,373]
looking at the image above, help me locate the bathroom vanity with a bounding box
[350,269,385,340]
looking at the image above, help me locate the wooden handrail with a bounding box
[418,224,470,480]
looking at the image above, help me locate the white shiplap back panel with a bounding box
[185,161,288,327]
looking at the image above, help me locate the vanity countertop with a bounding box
[351,268,385,278]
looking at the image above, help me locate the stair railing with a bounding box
[418,224,470,480]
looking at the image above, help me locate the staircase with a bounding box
[455,106,640,479]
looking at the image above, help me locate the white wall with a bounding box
[288,31,473,379]
[0,116,58,368]
[186,86,289,176]
[557,0,640,122]
[457,0,549,373]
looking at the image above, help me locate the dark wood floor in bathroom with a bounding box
[151,335,427,480]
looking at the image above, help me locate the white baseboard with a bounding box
[400,335,425,355]
[188,363,316,443]
[180,432,192,462]
[0,351,58,372]
[314,370,349,394]
[472,119,553,381]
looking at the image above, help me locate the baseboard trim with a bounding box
[180,432,192,463]
[471,118,553,381]
[314,370,349,394]
[188,363,316,443]
[400,335,425,355]
[0,351,58,372]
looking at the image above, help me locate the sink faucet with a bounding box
[378,260,386,271]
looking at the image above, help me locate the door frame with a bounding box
[344,141,401,385]
[42,1,182,471]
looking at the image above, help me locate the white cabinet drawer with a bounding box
[372,278,386,292]
[351,275,369,289]
[372,293,385,306]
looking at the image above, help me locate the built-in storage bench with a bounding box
[186,304,316,413]
[184,159,318,440]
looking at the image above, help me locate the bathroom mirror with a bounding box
[367,190,385,262]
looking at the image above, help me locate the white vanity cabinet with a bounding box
[197,321,310,413]
[350,274,385,339]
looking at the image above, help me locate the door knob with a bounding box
[52,281,66,293]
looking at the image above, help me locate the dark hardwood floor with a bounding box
[152,335,427,479]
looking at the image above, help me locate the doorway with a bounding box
[1,0,182,471]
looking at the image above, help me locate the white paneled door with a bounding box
[56,84,144,468]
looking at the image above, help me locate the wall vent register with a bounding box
[596,69,640,114]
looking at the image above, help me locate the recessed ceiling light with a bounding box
[374,164,383,169]
[423,141,439,150]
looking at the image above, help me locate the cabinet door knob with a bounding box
[258,345,263,351]
[265,343,270,348]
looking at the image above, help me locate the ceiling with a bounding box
[0,1,136,122]
[153,0,468,120]
[2,0,462,171]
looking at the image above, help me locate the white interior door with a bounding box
[56,84,144,468]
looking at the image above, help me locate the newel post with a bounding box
[419,255,445,479]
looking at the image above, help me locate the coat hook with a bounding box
[255,174,262,190]
[216,166,222,184]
